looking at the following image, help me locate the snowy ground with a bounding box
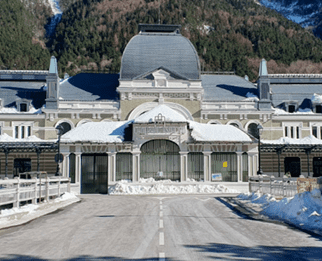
[237,189,322,235]
[0,192,80,229]
[108,178,242,195]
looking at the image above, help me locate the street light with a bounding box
[257,124,263,175]
[55,125,64,176]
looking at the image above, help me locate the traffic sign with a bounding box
[55,153,64,163]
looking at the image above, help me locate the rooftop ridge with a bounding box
[269,74,322,78]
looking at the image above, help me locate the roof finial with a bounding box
[259,58,268,76]
[49,56,58,75]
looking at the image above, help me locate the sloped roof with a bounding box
[120,33,200,80]
[201,75,257,101]
[59,73,119,101]
[61,121,130,143]
[0,81,46,108]
[270,84,322,107]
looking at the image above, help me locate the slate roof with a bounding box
[201,75,258,101]
[59,73,119,101]
[120,33,200,80]
[270,84,322,108]
[0,81,46,108]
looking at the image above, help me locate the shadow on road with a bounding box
[0,255,177,261]
[184,243,322,260]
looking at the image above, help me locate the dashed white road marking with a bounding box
[159,252,165,261]
[159,232,164,245]
[160,205,163,210]
[160,211,163,218]
[159,219,163,228]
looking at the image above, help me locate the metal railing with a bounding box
[249,176,297,197]
[0,176,71,208]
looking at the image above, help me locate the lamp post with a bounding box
[55,125,64,176]
[257,124,263,175]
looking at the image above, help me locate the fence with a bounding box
[249,176,297,198]
[0,176,71,208]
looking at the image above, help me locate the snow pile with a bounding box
[189,121,252,142]
[0,106,42,114]
[109,179,240,195]
[262,135,322,145]
[237,189,322,234]
[312,93,322,103]
[54,192,78,202]
[273,107,313,115]
[0,204,39,217]
[244,92,259,101]
[61,121,130,143]
[0,134,44,142]
[134,105,187,123]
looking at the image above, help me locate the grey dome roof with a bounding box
[120,32,200,80]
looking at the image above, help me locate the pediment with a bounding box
[133,66,189,81]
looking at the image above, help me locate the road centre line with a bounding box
[159,232,164,245]
[160,211,163,218]
[160,205,163,210]
[159,219,163,228]
[159,252,165,261]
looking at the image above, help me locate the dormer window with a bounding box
[316,105,322,113]
[288,105,296,113]
[284,101,298,113]
[20,103,27,112]
[16,99,31,112]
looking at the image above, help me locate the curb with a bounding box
[0,197,81,230]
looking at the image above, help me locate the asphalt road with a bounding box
[0,194,321,261]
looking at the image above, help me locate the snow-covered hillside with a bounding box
[258,0,322,28]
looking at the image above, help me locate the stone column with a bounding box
[132,152,141,182]
[203,152,212,182]
[180,151,188,181]
[74,152,82,184]
[236,152,243,182]
[107,152,116,182]
[62,153,70,178]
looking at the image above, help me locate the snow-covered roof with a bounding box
[61,121,130,143]
[134,104,187,123]
[189,121,252,142]
[0,134,44,142]
[262,135,322,145]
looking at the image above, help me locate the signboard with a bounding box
[297,178,320,193]
[212,173,222,181]
[55,153,64,163]
[223,161,227,168]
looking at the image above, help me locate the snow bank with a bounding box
[237,189,322,234]
[109,178,240,195]
[312,93,322,103]
[273,107,313,115]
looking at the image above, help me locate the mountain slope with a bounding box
[258,0,322,38]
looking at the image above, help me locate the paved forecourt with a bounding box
[0,194,322,260]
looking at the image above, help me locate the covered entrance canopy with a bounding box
[262,136,322,177]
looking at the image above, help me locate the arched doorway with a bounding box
[140,140,180,181]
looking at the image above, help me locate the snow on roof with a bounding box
[188,121,252,142]
[61,121,130,143]
[0,134,43,142]
[262,135,322,145]
[311,93,322,103]
[273,107,314,115]
[134,104,187,123]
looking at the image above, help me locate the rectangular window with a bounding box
[285,127,288,137]
[20,103,27,112]
[28,126,31,137]
[21,126,25,139]
[288,105,296,113]
[15,126,18,139]
[313,126,318,138]
[316,105,322,113]
[291,126,294,138]
[297,127,299,139]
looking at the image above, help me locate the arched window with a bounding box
[57,122,71,135]
[230,123,239,129]
[248,123,259,139]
